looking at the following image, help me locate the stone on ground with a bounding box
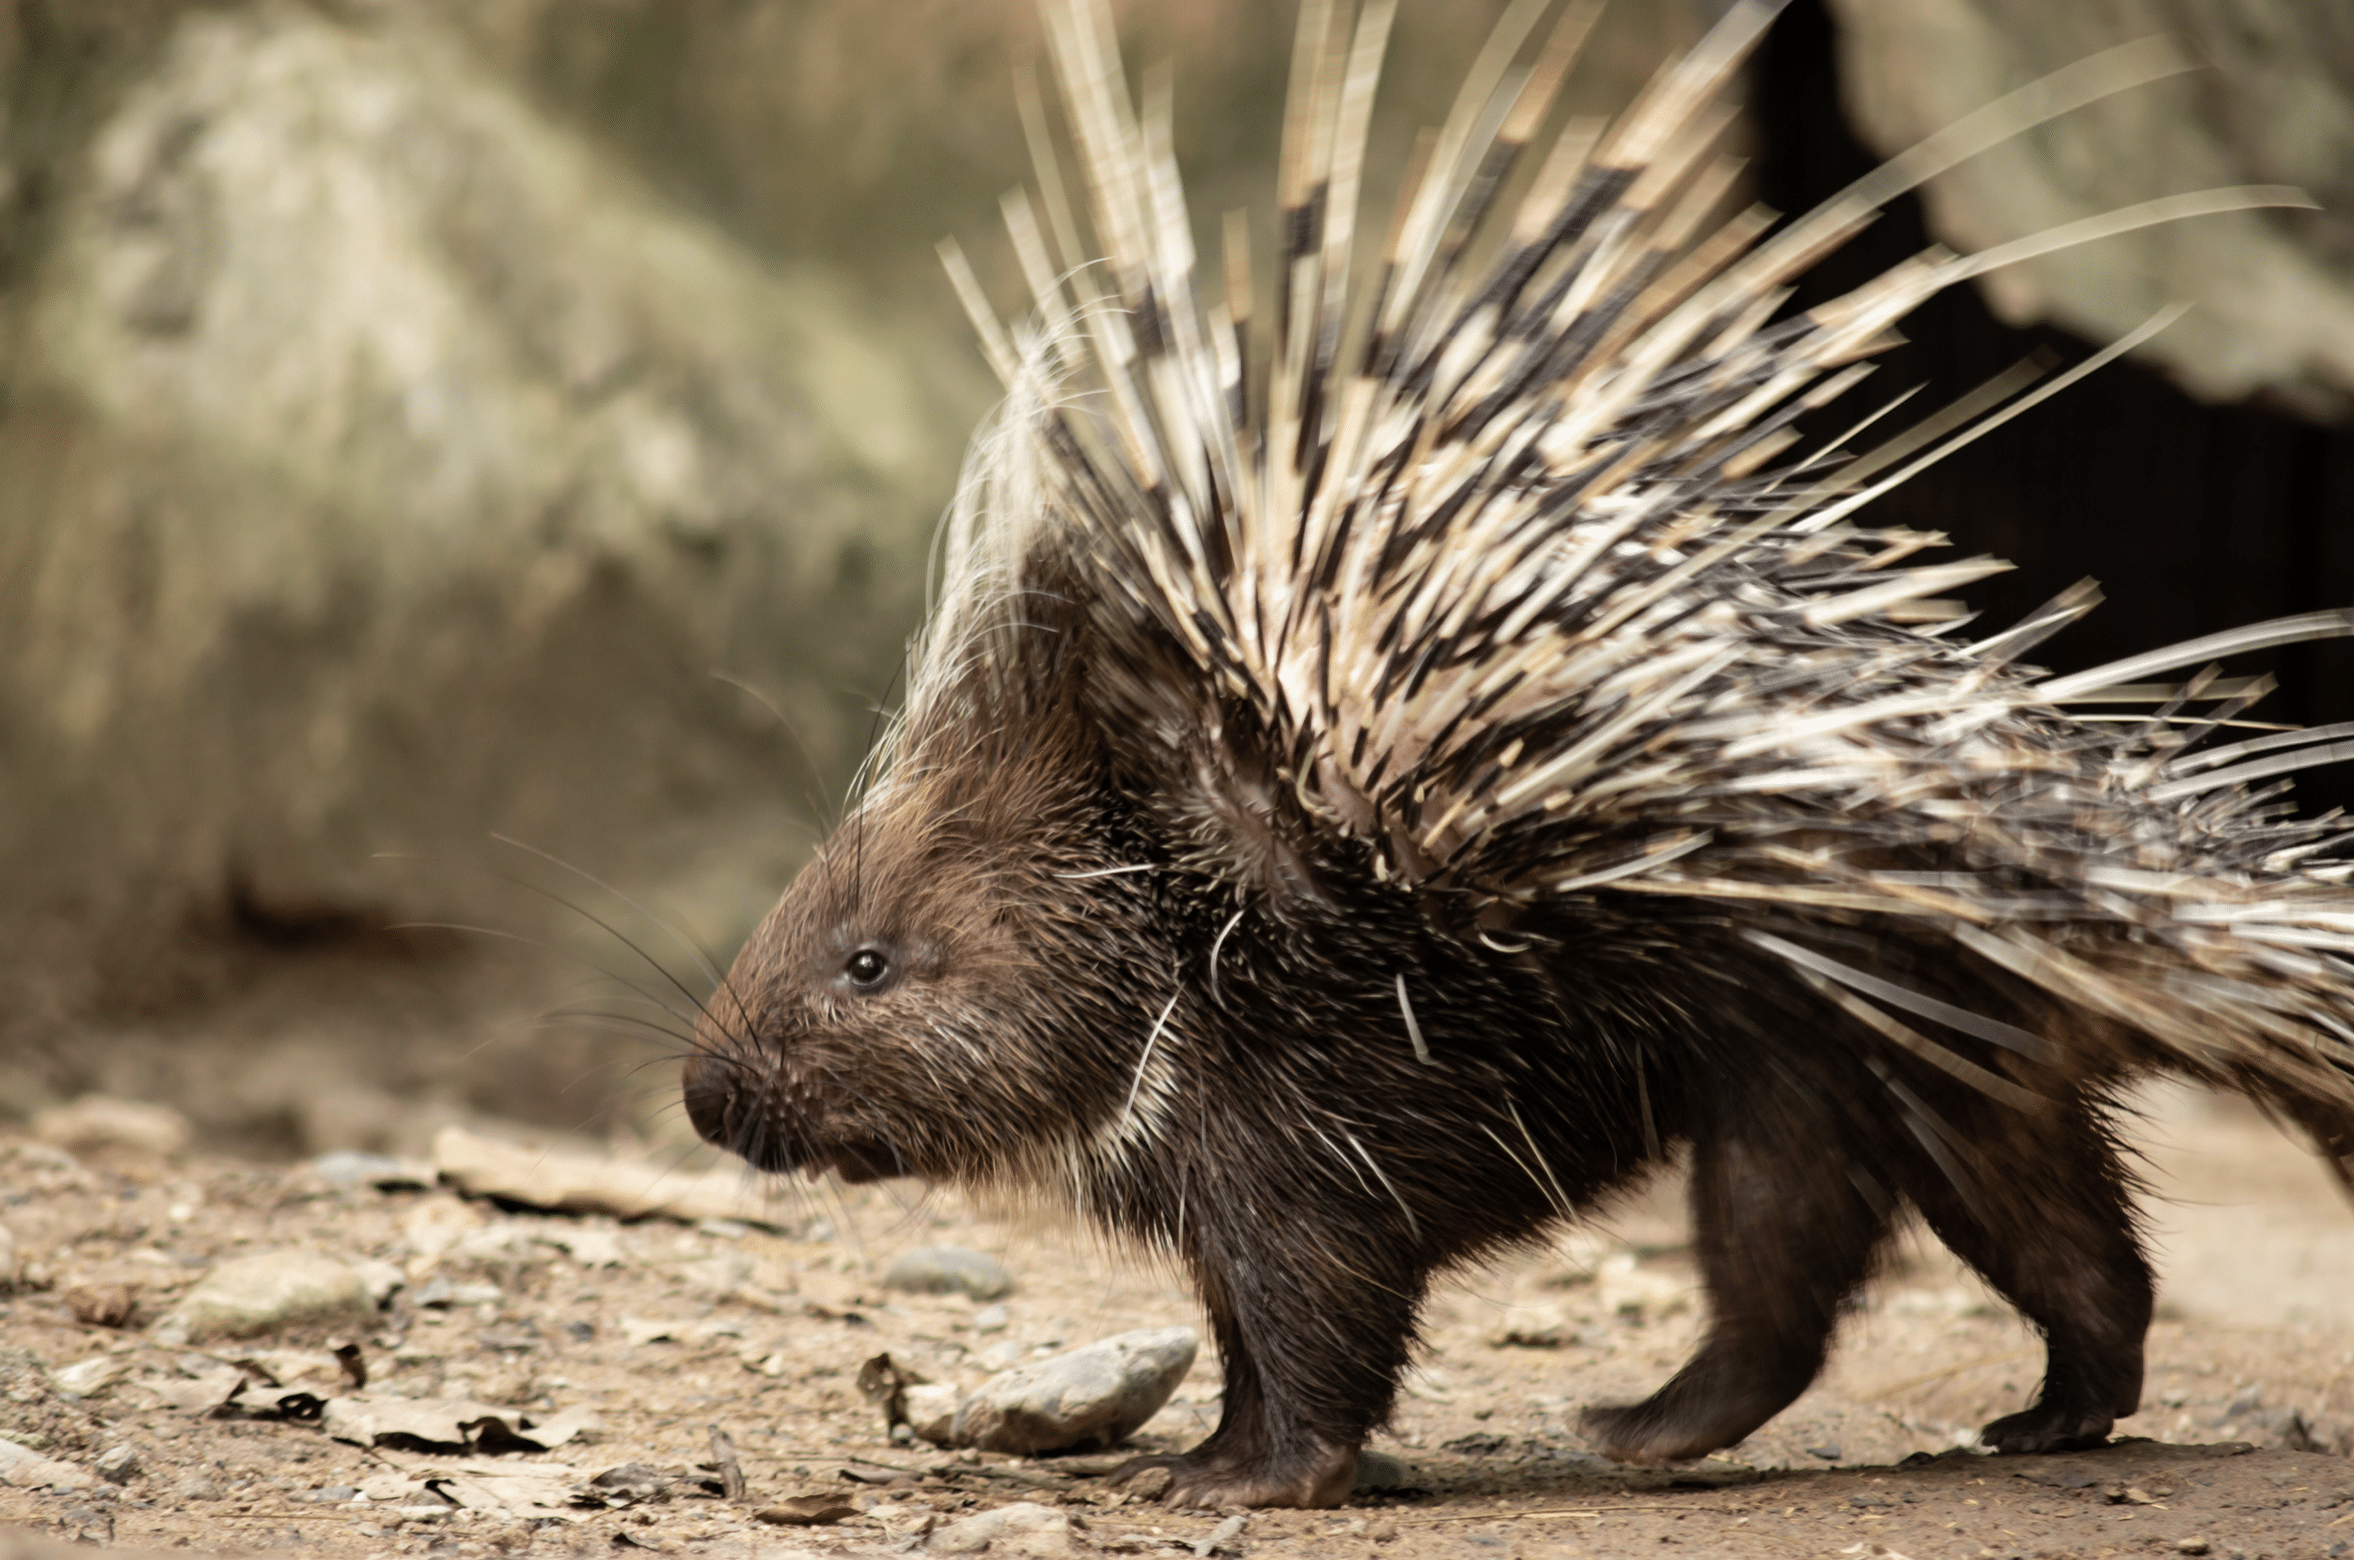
[949,1326,1197,1455]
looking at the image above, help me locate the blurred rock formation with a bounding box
[1827,0,2354,418]
[2,0,2342,1148]
[0,2,978,1132]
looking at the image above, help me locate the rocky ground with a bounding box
[4,1083,2354,1559]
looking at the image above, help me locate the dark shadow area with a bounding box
[1758,0,2354,815]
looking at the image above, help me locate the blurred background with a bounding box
[0,0,2349,1162]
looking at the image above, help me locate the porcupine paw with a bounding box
[1577,1401,1728,1466]
[1980,1403,2114,1455]
[1111,1442,1358,1509]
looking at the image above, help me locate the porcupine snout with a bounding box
[679,1047,752,1163]
[681,973,822,1177]
[679,1042,794,1174]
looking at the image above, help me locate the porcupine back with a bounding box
[901,0,2354,1158]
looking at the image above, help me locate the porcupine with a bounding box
[680,0,2354,1509]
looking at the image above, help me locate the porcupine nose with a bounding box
[680,1051,740,1153]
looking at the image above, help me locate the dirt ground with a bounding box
[6,1081,2354,1559]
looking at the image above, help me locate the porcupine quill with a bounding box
[683,0,2353,1510]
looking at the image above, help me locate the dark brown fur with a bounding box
[683,584,2171,1508]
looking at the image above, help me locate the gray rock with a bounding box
[884,1246,1014,1302]
[94,1446,140,1484]
[1354,1450,1407,1490]
[904,1382,962,1445]
[677,1250,756,1297]
[974,1339,1024,1372]
[1827,0,2354,417]
[31,1096,191,1159]
[0,1439,94,1491]
[928,1500,1070,1555]
[0,0,971,1128]
[1193,1513,1247,1557]
[950,1326,1197,1456]
[310,1151,430,1189]
[349,1257,406,1308]
[157,1251,373,1342]
[970,1304,1009,1333]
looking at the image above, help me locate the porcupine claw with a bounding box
[1108,1443,1358,1510]
[1979,1404,2116,1456]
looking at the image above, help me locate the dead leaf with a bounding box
[754,1495,860,1526]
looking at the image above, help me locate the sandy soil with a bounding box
[4,1081,2354,1559]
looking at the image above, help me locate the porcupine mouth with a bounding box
[708,1111,905,1185]
[682,1059,911,1183]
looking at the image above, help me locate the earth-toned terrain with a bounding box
[5,1081,2354,1558]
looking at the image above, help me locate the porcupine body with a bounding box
[682,0,2354,1509]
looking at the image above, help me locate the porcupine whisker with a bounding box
[375,847,754,1050]
[388,921,741,1053]
[708,669,843,831]
[457,865,755,1051]
[490,833,734,997]
[555,983,724,1041]
[537,1009,701,1056]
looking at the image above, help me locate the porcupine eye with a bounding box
[844,948,890,989]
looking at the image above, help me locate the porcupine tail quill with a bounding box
[926,0,2354,1156]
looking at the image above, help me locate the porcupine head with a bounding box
[684,0,2354,1512]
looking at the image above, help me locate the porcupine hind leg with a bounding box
[1903,1091,2152,1454]
[1581,1096,1895,1464]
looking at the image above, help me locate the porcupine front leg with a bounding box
[1582,1097,1895,1463]
[1116,1234,1421,1508]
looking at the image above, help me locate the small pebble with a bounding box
[883,1246,1014,1301]
[2176,1541,2210,1556]
[93,1446,139,1485]
[62,1283,140,1328]
[1804,1444,1842,1461]
[928,1501,1069,1554]
[972,1304,1010,1333]
[310,1151,424,1188]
